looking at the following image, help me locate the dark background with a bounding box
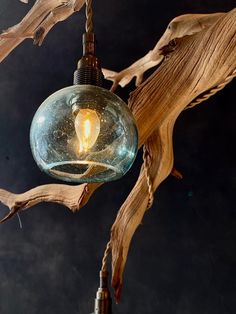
[0,1,236,314]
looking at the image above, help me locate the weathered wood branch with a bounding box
[0,0,85,61]
[0,183,101,222]
[103,12,223,90]
[111,124,175,303]
[110,8,236,300]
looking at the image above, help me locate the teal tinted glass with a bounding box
[30,85,138,183]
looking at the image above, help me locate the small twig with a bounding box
[171,168,183,180]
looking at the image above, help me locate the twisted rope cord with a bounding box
[186,68,236,110]
[85,0,93,33]
[101,146,155,272]
[141,69,236,209]
[101,240,111,272]
[143,144,154,210]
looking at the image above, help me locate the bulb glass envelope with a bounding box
[30,85,138,183]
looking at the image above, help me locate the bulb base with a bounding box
[74,33,104,87]
[74,58,103,86]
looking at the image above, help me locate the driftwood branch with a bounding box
[111,124,175,302]
[0,0,85,61]
[110,9,236,301]
[0,2,236,303]
[0,183,101,222]
[103,12,223,90]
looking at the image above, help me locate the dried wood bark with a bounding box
[109,9,236,300]
[0,183,101,222]
[0,0,85,61]
[0,2,236,302]
[103,12,223,90]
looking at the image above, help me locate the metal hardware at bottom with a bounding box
[91,271,112,314]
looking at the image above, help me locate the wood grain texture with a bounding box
[103,12,223,90]
[0,0,85,61]
[0,183,101,222]
[110,9,236,300]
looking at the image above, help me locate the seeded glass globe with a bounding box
[30,85,138,183]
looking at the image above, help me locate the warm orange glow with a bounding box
[74,109,100,153]
[84,119,91,138]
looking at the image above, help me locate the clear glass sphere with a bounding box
[30,85,138,183]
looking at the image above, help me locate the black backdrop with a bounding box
[0,1,236,314]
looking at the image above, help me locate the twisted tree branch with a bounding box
[0,183,101,222]
[0,0,85,61]
[103,12,223,90]
[109,8,236,299]
[111,124,175,303]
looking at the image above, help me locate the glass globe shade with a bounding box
[30,85,138,183]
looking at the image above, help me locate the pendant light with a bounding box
[30,0,138,183]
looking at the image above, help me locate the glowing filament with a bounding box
[74,109,100,153]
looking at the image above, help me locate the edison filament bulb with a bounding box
[74,108,100,153]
